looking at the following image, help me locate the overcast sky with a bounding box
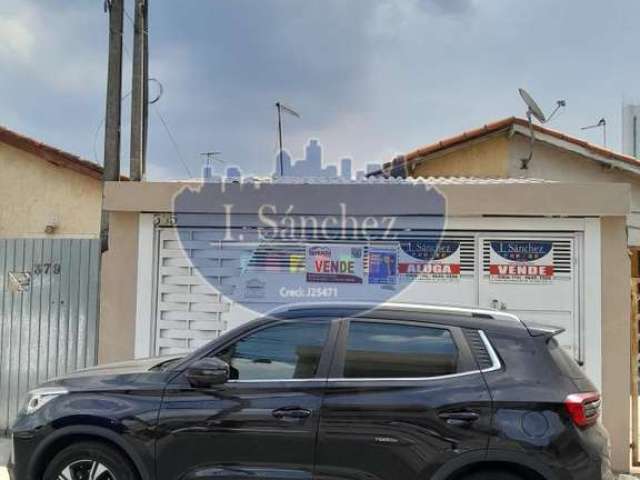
[1,0,639,179]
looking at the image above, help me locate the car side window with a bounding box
[215,321,330,381]
[341,321,458,379]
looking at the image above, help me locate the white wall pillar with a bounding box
[583,217,602,390]
[135,213,155,358]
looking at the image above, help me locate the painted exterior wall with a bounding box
[409,132,640,245]
[98,211,138,364]
[0,142,102,238]
[600,216,632,472]
[508,136,640,245]
[409,135,509,178]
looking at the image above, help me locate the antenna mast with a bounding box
[275,101,300,177]
[581,118,607,147]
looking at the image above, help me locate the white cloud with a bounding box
[1,1,106,95]
[0,8,36,63]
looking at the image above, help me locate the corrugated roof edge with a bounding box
[165,176,556,185]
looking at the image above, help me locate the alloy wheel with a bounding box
[57,460,115,480]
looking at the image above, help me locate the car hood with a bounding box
[65,355,183,377]
[38,355,184,391]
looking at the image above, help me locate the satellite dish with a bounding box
[519,88,547,123]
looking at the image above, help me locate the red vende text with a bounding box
[489,264,554,277]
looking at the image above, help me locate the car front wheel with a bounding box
[461,471,524,480]
[43,442,138,480]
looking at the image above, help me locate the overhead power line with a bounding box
[152,104,193,178]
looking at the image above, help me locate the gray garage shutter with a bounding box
[0,238,100,433]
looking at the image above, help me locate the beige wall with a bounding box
[411,135,509,178]
[410,132,640,245]
[0,142,102,237]
[508,135,640,201]
[509,136,640,245]
[600,216,632,472]
[99,211,138,364]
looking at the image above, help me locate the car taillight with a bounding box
[565,392,601,428]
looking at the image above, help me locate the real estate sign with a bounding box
[398,239,461,282]
[488,240,554,282]
[306,244,364,284]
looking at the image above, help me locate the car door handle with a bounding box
[438,411,480,426]
[272,407,312,419]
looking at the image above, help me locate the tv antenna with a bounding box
[200,151,225,181]
[200,151,225,165]
[275,101,301,177]
[581,118,607,147]
[518,88,566,169]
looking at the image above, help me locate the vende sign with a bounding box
[489,264,554,277]
[306,244,364,284]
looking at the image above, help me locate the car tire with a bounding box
[461,471,523,480]
[43,441,138,480]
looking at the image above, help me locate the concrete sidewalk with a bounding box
[0,438,9,466]
[0,438,9,480]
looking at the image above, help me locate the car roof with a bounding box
[267,302,526,334]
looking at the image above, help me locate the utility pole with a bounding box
[101,0,125,251]
[142,0,149,168]
[130,0,148,181]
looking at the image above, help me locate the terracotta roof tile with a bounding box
[0,125,127,180]
[372,117,640,177]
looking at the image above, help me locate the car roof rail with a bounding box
[267,301,520,324]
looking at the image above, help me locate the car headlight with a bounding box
[23,387,68,415]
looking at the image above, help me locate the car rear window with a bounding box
[342,321,458,379]
[547,337,585,379]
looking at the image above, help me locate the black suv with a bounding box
[10,303,612,480]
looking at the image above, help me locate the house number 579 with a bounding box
[33,263,61,275]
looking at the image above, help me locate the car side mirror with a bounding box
[185,357,230,388]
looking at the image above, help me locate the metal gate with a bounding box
[0,238,100,433]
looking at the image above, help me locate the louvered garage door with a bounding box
[155,229,237,355]
[478,236,579,358]
[153,228,479,356]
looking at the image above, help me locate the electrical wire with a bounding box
[92,90,132,165]
[152,103,193,178]
[123,4,149,35]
